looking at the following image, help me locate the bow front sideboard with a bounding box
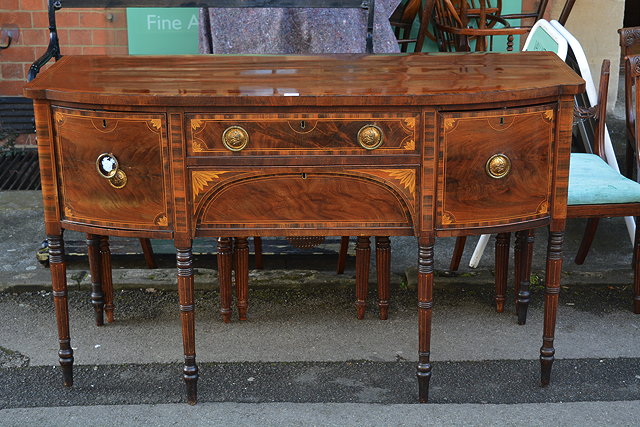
[23,52,584,404]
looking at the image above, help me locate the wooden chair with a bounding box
[619,26,640,179]
[389,0,437,52]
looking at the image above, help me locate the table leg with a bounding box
[87,233,104,326]
[355,236,371,319]
[235,237,249,321]
[375,236,390,320]
[253,237,263,270]
[49,233,74,387]
[176,240,198,405]
[417,236,434,403]
[100,236,115,323]
[494,233,510,313]
[337,236,349,274]
[516,230,534,325]
[541,225,564,386]
[217,237,233,323]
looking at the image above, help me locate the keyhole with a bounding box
[499,117,504,125]
[102,119,107,128]
[301,173,307,179]
[300,120,306,130]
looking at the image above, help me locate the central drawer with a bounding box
[186,112,418,156]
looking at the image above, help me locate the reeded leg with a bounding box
[494,233,510,313]
[513,231,522,307]
[337,236,349,274]
[139,238,157,269]
[176,240,198,405]
[541,225,564,386]
[516,230,535,325]
[235,237,249,321]
[217,237,233,323]
[633,219,640,314]
[253,237,263,270]
[49,234,74,387]
[375,236,390,320]
[449,236,466,272]
[355,236,371,319]
[100,236,115,323]
[86,234,104,326]
[417,236,434,403]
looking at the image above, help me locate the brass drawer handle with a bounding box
[222,126,249,151]
[96,153,127,188]
[486,154,511,179]
[358,125,384,150]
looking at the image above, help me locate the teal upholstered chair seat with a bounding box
[568,153,640,206]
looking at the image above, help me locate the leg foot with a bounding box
[355,236,371,319]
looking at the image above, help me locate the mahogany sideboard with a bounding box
[23,52,584,404]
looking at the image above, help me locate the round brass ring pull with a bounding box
[486,154,511,179]
[222,126,249,151]
[108,169,128,189]
[96,153,119,179]
[358,125,384,150]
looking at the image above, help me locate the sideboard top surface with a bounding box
[24,52,584,106]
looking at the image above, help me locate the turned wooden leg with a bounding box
[574,218,599,265]
[375,236,390,320]
[494,233,510,313]
[176,240,198,405]
[86,234,104,327]
[235,237,249,321]
[541,225,564,386]
[449,236,466,272]
[253,237,263,270]
[217,237,233,323]
[633,218,640,314]
[100,236,115,323]
[355,236,371,319]
[337,236,349,274]
[516,230,534,325]
[49,234,74,387]
[417,236,434,403]
[139,238,157,269]
[513,231,522,307]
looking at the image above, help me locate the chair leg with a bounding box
[633,219,640,314]
[217,237,233,323]
[494,233,510,313]
[234,237,249,321]
[355,236,371,319]
[253,236,263,270]
[574,218,600,265]
[375,236,390,320]
[449,236,466,272]
[337,236,349,274]
[139,238,157,269]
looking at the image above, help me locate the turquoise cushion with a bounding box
[568,153,640,205]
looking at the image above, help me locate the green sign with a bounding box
[126,8,200,55]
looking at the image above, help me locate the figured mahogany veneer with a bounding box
[24,53,584,405]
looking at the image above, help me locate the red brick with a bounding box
[20,29,49,46]
[66,29,92,46]
[56,11,79,28]
[1,63,24,80]
[0,79,27,96]
[0,45,35,62]
[91,29,115,46]
[31,10,50,28]
[82,46,107,55]
[114,29,128,46]
[19,0,46,11]
[0,0,20,11]
[1,11,32,27]
[60,46,82,55]
[109,45,128,55]
[78,11,114,28]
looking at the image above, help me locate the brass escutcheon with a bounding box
[96,153,119,179]
[108,169,128,189]
[357,125,384,150]
[485,154,511,179]
[222,126,249,151]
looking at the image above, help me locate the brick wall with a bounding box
[0,1,128,97]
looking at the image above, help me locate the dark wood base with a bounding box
[376,236,390,320]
